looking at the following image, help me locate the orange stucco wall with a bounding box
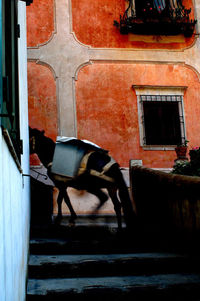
[76,63,200,168]
[28,61,57,165]
[71,0,195,49]
[26,0,54,47]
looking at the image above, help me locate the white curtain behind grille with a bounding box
[153,0,166,12]
[169,0,180,9]
[153,0,182,11]
[126,0,136,17]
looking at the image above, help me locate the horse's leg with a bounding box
[62,188,77,226]
[87,188,108,215]
[54,189,64,224]
[108,187,122,230]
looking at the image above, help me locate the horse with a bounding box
[29,127,136,230]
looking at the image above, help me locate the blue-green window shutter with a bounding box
[0,0,21,159]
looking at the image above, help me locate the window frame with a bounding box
[133,85,187,150]
[0,0,22,162]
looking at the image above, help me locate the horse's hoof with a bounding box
[116,227,123,235]
[54,216,62,225]
[68,222,75,228]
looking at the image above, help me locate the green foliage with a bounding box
[172,160,191,175]
[177,139,189,147]
[172,147,200,177]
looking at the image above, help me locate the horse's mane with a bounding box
[30,128,55,167]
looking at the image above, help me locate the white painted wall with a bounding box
[0,1,30,301]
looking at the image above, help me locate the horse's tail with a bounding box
[114,165,137,229]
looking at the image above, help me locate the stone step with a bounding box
[26,274,200,301]
[30,218,200,254]
[29,221,183,255]
[28,252,200,279]
[29,235,168,255]
[30,219,127,240]
[30,231,199,255]
[27,220,200,300]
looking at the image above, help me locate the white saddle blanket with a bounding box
[56,136,101,149]
[51,137,101,178]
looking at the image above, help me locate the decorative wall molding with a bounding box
[27,0,57,49]
[74,61,92,81]
[28,58,58,80]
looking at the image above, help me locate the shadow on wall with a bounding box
[30,177,53,228]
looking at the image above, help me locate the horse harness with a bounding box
[31,132,116,182]
[30,136,36,152]
[47,150,116,183]
[78,151,116,182]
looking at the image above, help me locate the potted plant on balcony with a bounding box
[172,145,200,176]
[189,146,200,162]
[175,140,189,161]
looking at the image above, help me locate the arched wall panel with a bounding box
[76,63,200,168]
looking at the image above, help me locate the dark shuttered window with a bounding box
[0,0,21,159]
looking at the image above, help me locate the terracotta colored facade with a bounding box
[76,63,200,168]
[26,0,55,47]
[71,0,195,50]
[27,0,200,169]
[28,61,57,165]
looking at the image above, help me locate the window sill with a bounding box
[1,126,23,173]
[142,145,176,151]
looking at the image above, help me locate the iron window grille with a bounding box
[139,94,186,146]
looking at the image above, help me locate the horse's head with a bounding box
[29,127,45,154]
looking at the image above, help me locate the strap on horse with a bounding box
[78,151,116,182]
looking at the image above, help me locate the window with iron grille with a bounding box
[140,95,185,146]
[0,0,21,159]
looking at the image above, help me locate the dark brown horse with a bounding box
[29,128,136,229]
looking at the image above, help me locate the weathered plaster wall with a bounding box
[28,61,58,165]
[26,0,200,214]
[76,62,200,168]
[71,0,195,49]
[28,61,57,139]
[27,0,200,151]
[26,0,55,47]
[0,2,30,300]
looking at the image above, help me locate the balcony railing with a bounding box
[114,1,197,37]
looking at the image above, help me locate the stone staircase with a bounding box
[26,217,200,301]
